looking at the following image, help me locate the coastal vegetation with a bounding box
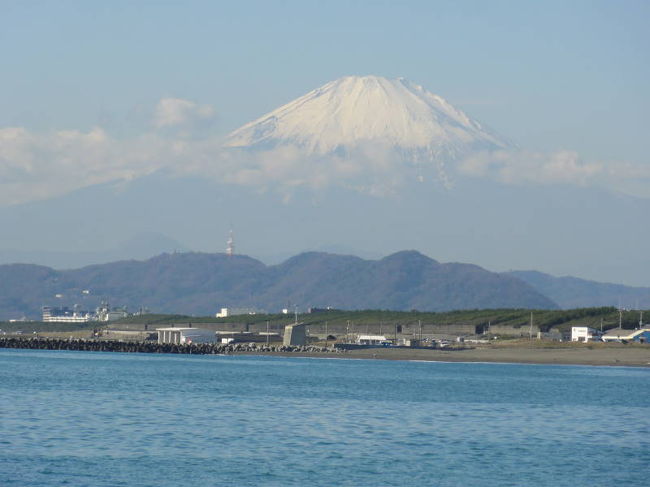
[3,306,645,335]
[112,306,643,334]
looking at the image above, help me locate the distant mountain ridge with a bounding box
[0,250,557,320]
[507,270,650,310]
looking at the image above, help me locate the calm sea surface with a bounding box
[1,349,648,487]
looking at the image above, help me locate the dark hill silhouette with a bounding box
[0,251,558,320]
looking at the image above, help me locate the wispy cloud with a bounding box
[458,150,603,185]
[0,99,649,207]
[0,126,174,205]
[179,142,418,197]
[152,97,215,128]
[457,149,650,197]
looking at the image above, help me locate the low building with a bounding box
[571,326,602,342]
[95,303,129,322]
[216,307,257,318]
[356,335,389,346]
[156,327,217,345]
[602,328,650,343]
[308,307,335,313]
[214,331,272,343]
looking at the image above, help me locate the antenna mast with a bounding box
[226,230,235,257]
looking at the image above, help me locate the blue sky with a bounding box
[2,0,648,162]
[1,0,649,285]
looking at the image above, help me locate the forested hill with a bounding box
[0,251,557,320]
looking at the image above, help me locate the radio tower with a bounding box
[226,230,235,257]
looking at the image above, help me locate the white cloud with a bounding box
[173,142,415,197]
[0,126,175,206]
[457,149,650,197]
[1,98,649,207]
[0,97,218,206]
[460,149,604,184]
[153,97,215,128]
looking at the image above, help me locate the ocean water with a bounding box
[0,350,648,487]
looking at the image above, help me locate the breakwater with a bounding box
[0,337,342,355]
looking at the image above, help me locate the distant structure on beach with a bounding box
[283,323,307,346]
[215,307,257,318]
[156,327,218,345]
[42,302,129,323]
[42,305,93,323]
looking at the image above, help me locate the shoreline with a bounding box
[1,337,649,367]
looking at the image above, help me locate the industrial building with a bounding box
[42,306,93,323]
[42,303,130,323]
[602,328,650,343]
[156,327,217,345]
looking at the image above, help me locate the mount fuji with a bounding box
[224,75,510,176]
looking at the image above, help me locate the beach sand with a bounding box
[14,333,650,367]
[242,342,650,367]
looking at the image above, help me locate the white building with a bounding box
[356,335,389,346]
[156,328,217,345]
[216,307,257,318]
[42,306,92,323]
[571,326,602,342]
[95,304,129,322]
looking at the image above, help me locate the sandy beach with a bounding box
[6,333,650,367]
[242,342,650,367]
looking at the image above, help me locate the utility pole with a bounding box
[619,308,623,329]
[529,312,533,340]
[600,317,603,333]
[325,321,328,347]
[419,320,422,342]
[266,320,270,347]
[346,320,350,343]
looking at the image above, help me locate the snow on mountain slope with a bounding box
[224,76,511,161]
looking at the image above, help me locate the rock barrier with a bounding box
[0,337,344,356]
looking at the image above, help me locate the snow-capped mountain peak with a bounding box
[224,75,510,160]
